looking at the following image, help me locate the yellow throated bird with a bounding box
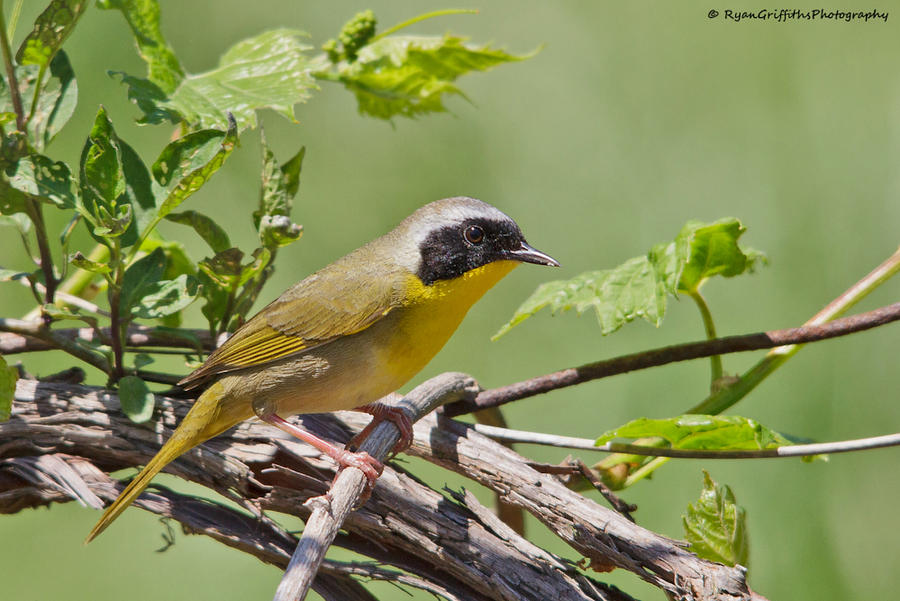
[87,196,558,542]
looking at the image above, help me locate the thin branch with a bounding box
[273,373,480,601]
[17,277,108,316]
[445,301,900,417]
[0,317,110,374]
[23,200,59,308]
[0,324,213,354]
[471,423,900,458]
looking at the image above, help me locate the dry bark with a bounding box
[2,376,757,601]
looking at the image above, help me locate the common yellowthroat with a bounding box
[86,196,557,542]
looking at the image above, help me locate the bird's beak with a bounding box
[506,242,560,267]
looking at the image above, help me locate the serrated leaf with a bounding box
[98,0,184,94]
[112,28,315,130]
[16,0,89,68]
[117,375,155,423]
[337,34,527,120]
[119,247,166,317]
[0,356,17,421]
[151,118,237,217]
[595,415,793,450]
[675,219,765,293]
[131,273,199,319]
[495,217,765,338]
[4,153,76,209]
[683,471,749,567]
[165,210,231,253]
[493,256,667,339]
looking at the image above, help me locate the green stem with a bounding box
[25,63,47,127]
[623,457,669,488]
[688,289,723,386]
[0,2,25,131]
[107,239,125,382]
[373,8,479,41]
[689,245,900,415]
[23,198,57,306]
[6,0,22,40]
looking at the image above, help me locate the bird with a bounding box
[86,196,558,542]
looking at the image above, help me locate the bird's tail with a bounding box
[86,382,245,543]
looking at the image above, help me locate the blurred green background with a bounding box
[3,1,899,599]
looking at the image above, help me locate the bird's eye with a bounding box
[464,225,484,245]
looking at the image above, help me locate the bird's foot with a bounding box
[350,402,414,456]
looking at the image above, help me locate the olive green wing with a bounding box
[179,266,406,390]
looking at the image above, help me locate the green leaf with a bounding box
[133,352,154,369]
[336,34,528,120]
[70,251,111,274]
[117,375,155,423]
[0,269,29,282]
[151,118,238,217]
[27,51,78,151]
[41,303,98,328]
[0,177,28,214]
[495,217,765,338]
[4,153,76,209]
[254,131,304,249]
[197,247,244,288]
[131,273,199,319]
[73,109,152,250]
[0,213,32,234]
[493,256,667,339]
[98,0,184,94]
[595,415,793,450]
[0,52,78,151]
[16,0,89,68]
[119,247,166,317]
[113,29,315,130]
[82,107,124,203]
[165,210,231,253]
[674,219,766,293]
[683,471,749,567]
[0,355,17,421]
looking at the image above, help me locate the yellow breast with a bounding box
[377,260,519,384]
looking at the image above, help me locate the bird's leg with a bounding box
[349,402,414,457]
[254,404,383,488]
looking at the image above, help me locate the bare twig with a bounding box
[471,423,900,458]
[273,372,480,601]
[0,318,110,374]
[0,324,213,354]
[570,458,637,521]
[445,301,900,417]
